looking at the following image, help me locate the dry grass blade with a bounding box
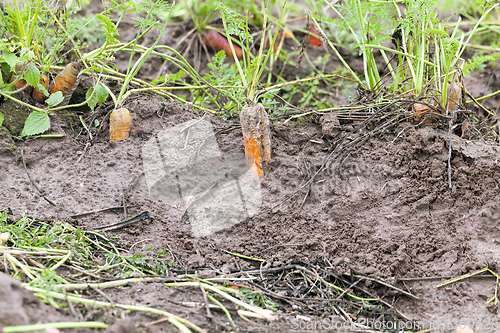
[164,281,276,321]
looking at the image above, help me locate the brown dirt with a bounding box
[2,3,500,333]
[1,91,500,332]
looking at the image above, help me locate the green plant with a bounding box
[0,0,109,136]
[192,50,243,117]
[316,0,498,112]
[67,15,107,47]
[105,246,173,277]
[239,287,279,312]
[0,211,205,333]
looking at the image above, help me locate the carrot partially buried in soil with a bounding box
[412,102,440,126]
[11,76,28,91]
[240,101,271,177]
[110,107,132,141]
[10,63,29,91]
[50,60,81,106]
[32,74,49,103]
[308,24,322,47]
[204,30,243,59]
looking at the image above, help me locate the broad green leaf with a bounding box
[95,84,108,104]
[1,63,11,79]
[24,64,40,88]
[0,113,4,127]
[35,82,49,97]
[86,87,98,111]
[94,119,100,127]
[86,84,109,111]
[2,53,17,68]
[46,91,64,107]
[21,111,50,137]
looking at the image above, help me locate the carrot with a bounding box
[204,30,243,59]
[11,77,28,91]
[412,102,444,126]
[110,107,132,141]
[411,103,434,126]
[447,81,461,112]
[267,28,295,53]
[240,101,271,178]
[282,28,294,39]
[308,24,322,47]
[32,73,49,103]
[50,60,81,106]
[10,62,29,91]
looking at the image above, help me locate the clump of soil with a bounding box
[0,273,89,332]
[1,90,500,331]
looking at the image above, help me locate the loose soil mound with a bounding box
[1,91,499,332]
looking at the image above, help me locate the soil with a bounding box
[1,2,500,333]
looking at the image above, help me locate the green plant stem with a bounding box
[50,86,98,112]
[36,134,65,138]
[309,16,363,88]
[207,294,236,327]
[120,46,237,106]
[24,286,203,332]
[455,4,499,64]
[0,92,46,113]
[3,322,108,333]
[5,252,38,280]
[222,249,265,262]
[79,115,93,140]
[248,5,268,100]
[100,84,118,106]
[13,0,26,45]
[257,73,358,96]
[82,26,154,61]
[220,13,247,88]
[470,89,500,102]
[54,277,166,291]
[26,0,42,46]
[438,268,497,287]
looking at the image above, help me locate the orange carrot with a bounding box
[110,107,132,141]
[240,101,271,178]
[282,28,294,39]
[412,103,434,126]
[10,62,29,91]
[205,30,243,59]
[50,61,80,95]
[308,24,322,47]
[11,77,28,91]
[412,102,444,126]
[32,73,49,103]
[50,60,81,106]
